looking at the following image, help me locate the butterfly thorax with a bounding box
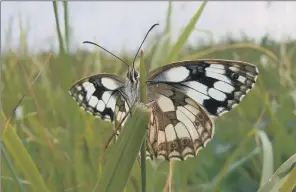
[123,67,140,106]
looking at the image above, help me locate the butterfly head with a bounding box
[127,67,140,83]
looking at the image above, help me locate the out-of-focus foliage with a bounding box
[1,1,296,192]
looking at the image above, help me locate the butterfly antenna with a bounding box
[83,41,129,67]
[132,23,159,68]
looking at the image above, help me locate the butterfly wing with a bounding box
[145,59,259,160]
[147,59,259,117]
[69,74,126,122]
[114,95,131,137]
[145,84,214,161]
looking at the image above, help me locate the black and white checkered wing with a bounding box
[145,59,259,161]
[69,74,126,122]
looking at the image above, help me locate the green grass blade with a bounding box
[258,130,274,187]
[258,153,296,192]
[1,112,50,192]
[212,128,257,191]
[280,165,296,192]
[186,42,280,63]
[164,0,172,35]
[166,1,207,63]
[52,1,65,55]
[93,104,150,192]
[150,33,171,69]
[63,0,70,53]
[150,0,172,69]
[140,50,147,192]
[1,143,25,191]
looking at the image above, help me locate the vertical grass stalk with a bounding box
[166,1,207,63]
[139,50,147,192]
[52,1,65,55]
[63,0,69,53]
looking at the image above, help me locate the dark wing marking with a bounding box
[69,74,126,122]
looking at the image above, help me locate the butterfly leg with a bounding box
[104,132,119,151]
[103,106,133,152]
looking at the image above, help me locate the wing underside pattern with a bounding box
[145,83,214,161]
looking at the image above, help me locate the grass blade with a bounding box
[63,0,70,53]
[166,1,207,63]
[280,165,296,192]
[93,103,150,192]
[150,33,171,69]
[258,153,296,192]
[212,128,258,191]
[53,1,65,55]
[140,50,147,192]
[1,112,50,192]
[258,130,274,187]
[1,143,25,191]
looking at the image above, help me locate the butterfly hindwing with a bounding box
[145,83,214,161]
[69,74,126,122]
[147,59,259,117]
[114,95,130,137]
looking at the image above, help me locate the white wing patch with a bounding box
[177,86,210,105]
[213,81,234,93]
[205,71,232,84]
[97,100,105,112]
[101,77,122,90]
[157,95,175,112]
[152,66,190,82]
[208,88,226,101]
[183,81,208,95]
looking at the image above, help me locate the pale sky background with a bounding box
[1,1,296,54]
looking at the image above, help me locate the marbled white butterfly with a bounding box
[69,24,259,161]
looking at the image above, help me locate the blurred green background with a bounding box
[1,1,296,192]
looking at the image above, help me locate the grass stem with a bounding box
[139,49,147,192]
[53,1,65,55]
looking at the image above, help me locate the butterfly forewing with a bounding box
[147,59,259,117]
[69,74,126,122]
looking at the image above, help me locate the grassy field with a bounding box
[1,2,296,192]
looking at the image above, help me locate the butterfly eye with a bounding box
[134,70,139,78]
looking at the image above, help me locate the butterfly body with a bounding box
[69,59,258,161]
[122,68,140,108]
